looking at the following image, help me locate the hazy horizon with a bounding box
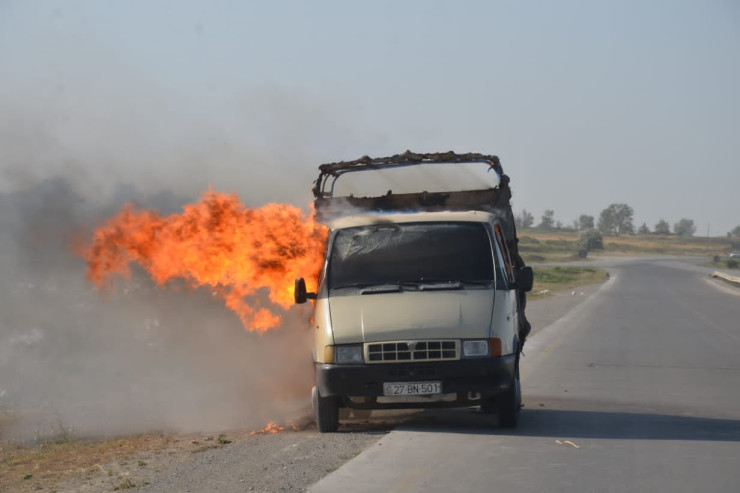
[1,0,738,234]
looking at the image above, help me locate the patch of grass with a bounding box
[530,266,608,298]
[0,434,168,492]
[113,478,136,490]
[605,241,640,251]
[543,239,572,248]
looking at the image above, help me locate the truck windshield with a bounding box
[328,222,494,289]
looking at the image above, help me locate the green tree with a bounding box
[654,219,671,235]
[674,218,696,237]
[515,209,534,229]
[730,225,740,237]
[578,214,595,230]
[577,229,604,251]
[598,203,634,236]
[638,223,650,235]
[538,209,555,230]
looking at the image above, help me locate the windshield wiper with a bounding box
[333,280,490,294]
[360,283,402,294]
[332,282,412,294]
[331,282,376,290]
[418,280,463,291]
[415,279,493,290]
[360,281,427,294]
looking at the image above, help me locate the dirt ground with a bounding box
[1,285,602,493]
[53,421,392,493]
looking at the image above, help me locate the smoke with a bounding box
[0,75,358,441]
[0,177,320,441]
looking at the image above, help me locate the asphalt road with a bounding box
[311,258,740,492]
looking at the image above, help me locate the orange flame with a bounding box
[250,421,285,435]
[82,190,328,332]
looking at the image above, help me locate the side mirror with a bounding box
[517,266,534,293]
[294,278,317,304]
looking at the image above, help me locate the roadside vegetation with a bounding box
[518,230,735,264]
[515,203,739,265]
[0,430,168,493]
[530,266,609,300]
[516,203,738,296]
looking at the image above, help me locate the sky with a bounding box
[1,0,738,235]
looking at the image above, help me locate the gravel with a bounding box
[51,419,400,493]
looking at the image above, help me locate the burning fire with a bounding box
[250,421,286,435]
[82,190,327,332]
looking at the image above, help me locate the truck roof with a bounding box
[327,210,499,230]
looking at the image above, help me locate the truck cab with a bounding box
[295,152,532,432]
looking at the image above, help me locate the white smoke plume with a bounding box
[0,75,360,441]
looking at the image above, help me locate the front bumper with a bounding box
[315,355,516,409]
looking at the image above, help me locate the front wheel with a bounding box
[497,377,521,428]
[312,386,339,433]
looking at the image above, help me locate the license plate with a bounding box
[383,381,442,396]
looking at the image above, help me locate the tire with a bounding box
[497,377,521,428]
[313,386,339,433]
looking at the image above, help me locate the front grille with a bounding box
[366,340,459,363]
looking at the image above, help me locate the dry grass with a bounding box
[0,434,168,492]
[518,230,733,264]
[602,234,731,256]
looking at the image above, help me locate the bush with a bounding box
[674,218,696,237]
[727,259,739,269]
[577,229,604,251]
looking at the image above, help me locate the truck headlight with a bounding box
[335,345,364,364]
[462,340,488,358]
